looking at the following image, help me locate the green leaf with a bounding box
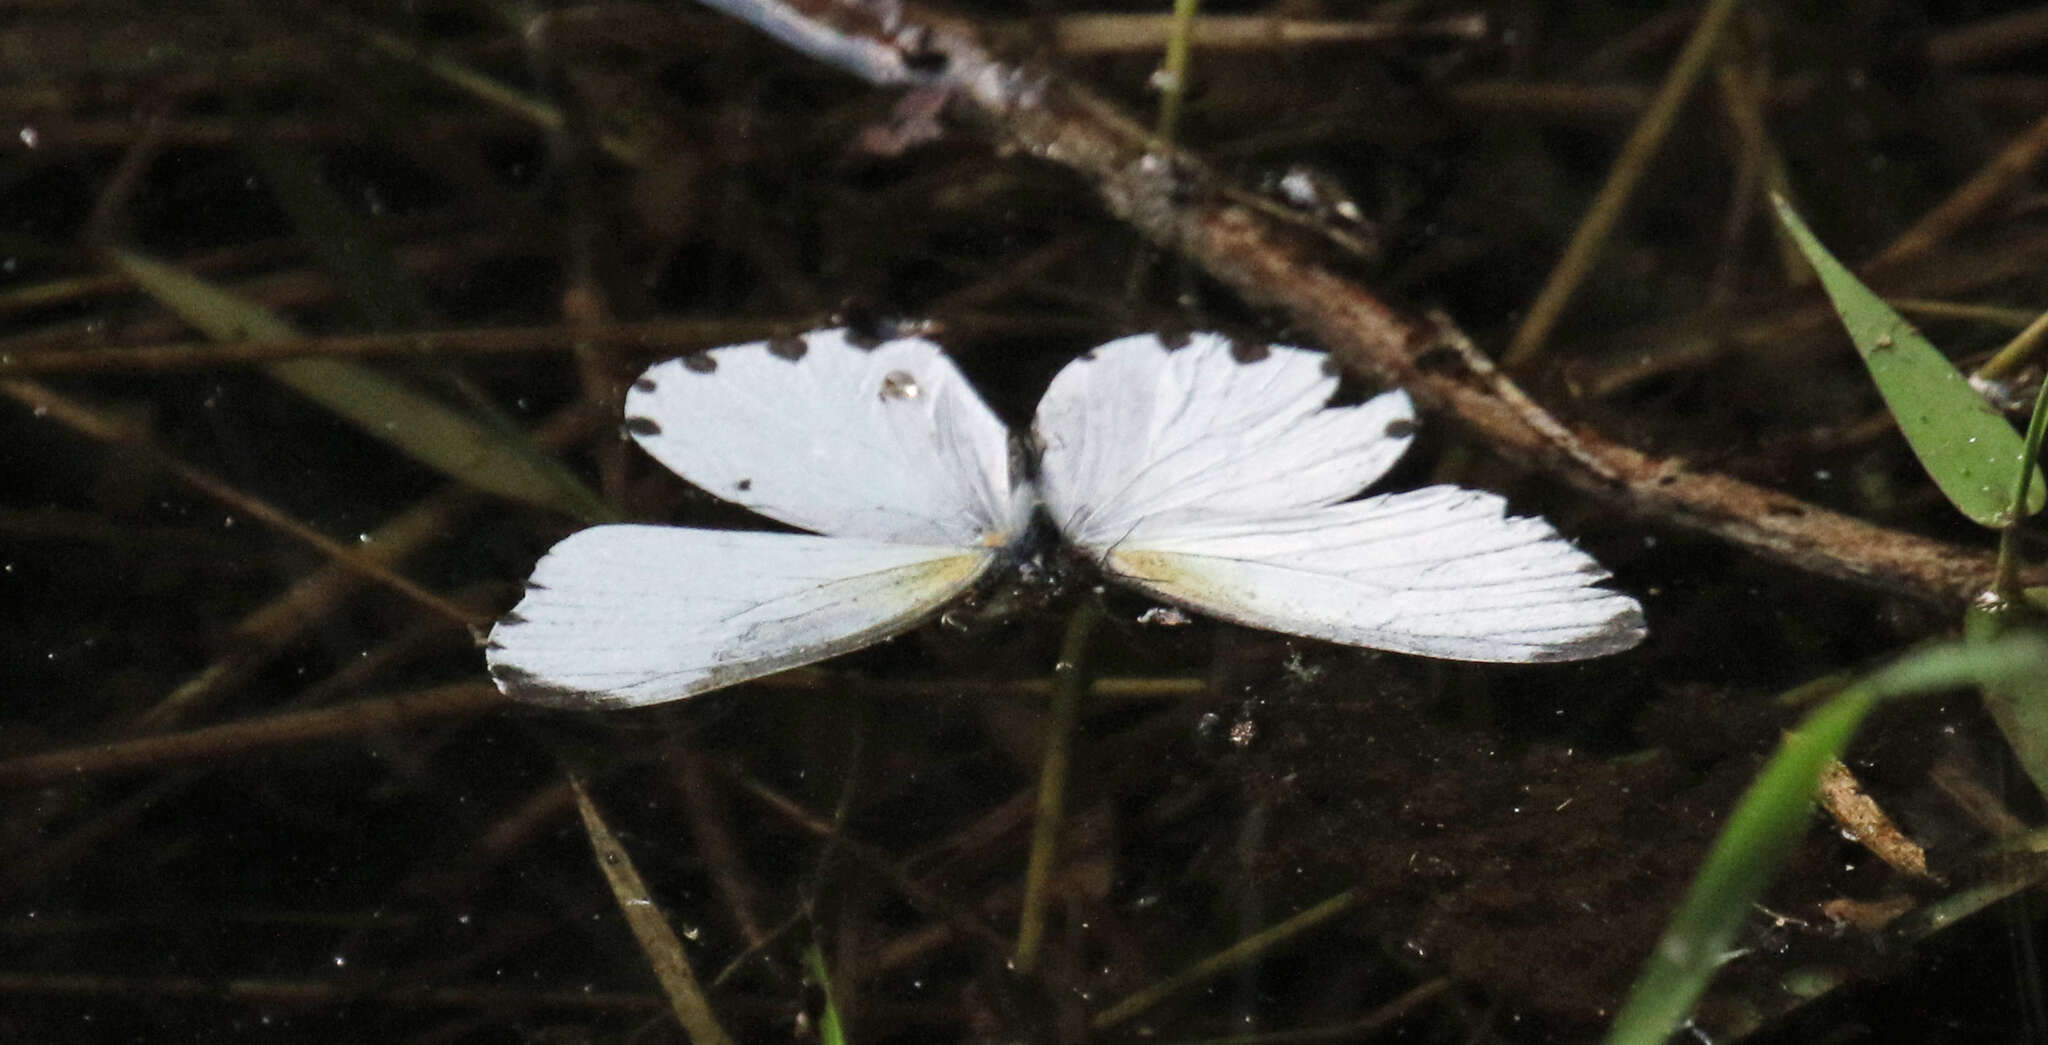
[1771,195,2045,527]
[111,250,613,522]
[1965,595,2048,800]
[1603,636,2048,1045]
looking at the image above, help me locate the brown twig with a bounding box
[1817,760,1942,885]
[130,402,604,731]
[1032,12,1487,53]
[0,971,660,1012]
[4,379,486,631]
[0,312,1108,375]
[684,0,2017,610]
[1926,7,2048,68]
[1449,75,2048,123]
[0,780,181,897]
[1869,106,2048,272]
[0,683,505,790]
[715,758,1018,956]
[569,777,739,1045]
[668,743,776,954]
[1926,755,2031,838]
[0,212,473,318]
[1574,226,2048,398]
[1501,0,1747,368]
[0,230,532,357]
[0,115,540,154]
[1091,889,1361,1029]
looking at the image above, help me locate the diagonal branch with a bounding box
[690,0,2010,610]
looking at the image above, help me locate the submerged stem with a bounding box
[1092,888,1362,1029]
[1995,374,2048,596]
[1975,306,2048,385]
[1152,0,1202,150]
[1012,600,1104,973]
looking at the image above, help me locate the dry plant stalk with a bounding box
[692,0,2013,610]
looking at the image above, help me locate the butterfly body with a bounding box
[487,329,1645,708]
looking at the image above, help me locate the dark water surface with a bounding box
[2,1,2046,1041]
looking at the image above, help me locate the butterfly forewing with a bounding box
[488,328,1024,708]
[1034,332,1417,547]
[487,526,997,708]
[625,328,1021,546]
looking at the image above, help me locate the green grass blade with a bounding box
[1771,195,2045,526]
[1604,636,2048,1045]
[1965,596,2048,800]
[115,249,295,342]
[243,141,616,512]
[1996,374,2048,595]
[801,942,848,1045]
[111,250,613,522]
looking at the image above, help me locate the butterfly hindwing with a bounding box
[1035,332,1643,663]
[1103,486,1646,662]
[487,525,997,708]
[1034,332,1416,547]
[625,328,1020,545]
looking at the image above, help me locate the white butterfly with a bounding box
[486,329,1644,708]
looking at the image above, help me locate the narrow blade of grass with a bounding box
[1966,599,2048,800]
[1996,376,2048,594]
[1974,375,2048,796]
[111,249,613,522]
[1771,195,2044,526]
[570,776,738,1045]
[800,942,848,1045]
[246,140,629,512]
[1151,0,1202,149]
[1604,636,2048,1045]
[1013,601,1103,974]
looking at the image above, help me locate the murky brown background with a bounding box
[2,1,2046,1041]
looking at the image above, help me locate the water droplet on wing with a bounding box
[880,370,921,400]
